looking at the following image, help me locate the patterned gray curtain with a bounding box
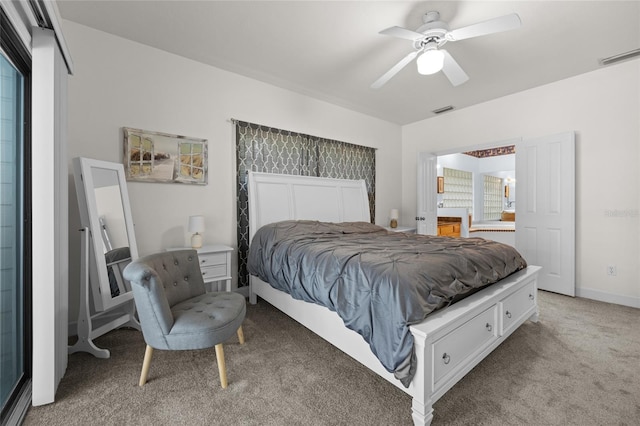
[235,120,376,287]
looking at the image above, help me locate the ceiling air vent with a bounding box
[599,48,640,66]
[432,105,454,114]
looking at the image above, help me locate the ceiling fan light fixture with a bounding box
[416,49,444,75]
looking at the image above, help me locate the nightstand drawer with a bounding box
[201,265,229,282]
[199,252,227,267]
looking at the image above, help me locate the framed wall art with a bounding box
[437,176,444,194]
[123,127,208,185]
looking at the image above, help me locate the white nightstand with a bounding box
[384,225,416,233]
[166,245,233,292]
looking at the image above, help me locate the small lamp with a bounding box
[188,215,205,249]
[389,209,399,229]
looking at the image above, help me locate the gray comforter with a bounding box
[247,220,527,387]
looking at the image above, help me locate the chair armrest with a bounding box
[124,262,174,347]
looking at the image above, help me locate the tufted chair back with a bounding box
[124,250,206,347]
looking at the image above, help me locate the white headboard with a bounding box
[247,172,370,242]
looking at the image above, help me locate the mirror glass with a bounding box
[92,167,128,252]
[91,167,133,300]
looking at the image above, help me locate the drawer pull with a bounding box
[485,323,492,332]
[442,353,450,365]
[505,311,512,319]
[529,294,534,301]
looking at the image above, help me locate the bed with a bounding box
[247,171,540,425]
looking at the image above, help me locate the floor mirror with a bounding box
[70,157,141,358]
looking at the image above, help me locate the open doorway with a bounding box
[437,146,516,246]
[417,131,575,296]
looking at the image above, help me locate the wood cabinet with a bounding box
[437,217,462,237]
[501,211,516,221]
[437,222,460,236]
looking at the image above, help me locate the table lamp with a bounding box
[188,215,205,249]
[390,209,399,228]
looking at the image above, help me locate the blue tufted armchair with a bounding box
[123,249,246,388]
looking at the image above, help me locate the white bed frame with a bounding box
[247,171,540,425]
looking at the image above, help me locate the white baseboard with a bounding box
[576,287,640,309]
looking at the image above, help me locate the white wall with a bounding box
[402,59,640,307]
[61,20,402,318]
[437,153,477,175]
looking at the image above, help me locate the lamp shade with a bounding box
[390,209,399,220]
[417,49,445,75]
[188,215,205,233]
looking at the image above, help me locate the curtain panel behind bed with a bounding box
[234,120,376,287]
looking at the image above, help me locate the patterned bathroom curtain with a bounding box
[235,120,376,288]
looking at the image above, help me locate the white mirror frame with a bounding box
[73,157,138,312]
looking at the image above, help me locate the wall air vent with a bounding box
[599,48,640,66]
[432,105,454,114]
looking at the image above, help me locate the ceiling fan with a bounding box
[371,11,521,89]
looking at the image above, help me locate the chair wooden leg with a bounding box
[237,326,245,345]
[139,345,154,386]
[215,344,227,388]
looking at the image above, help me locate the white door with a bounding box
[516,131,575,296]
[416,152,438,235]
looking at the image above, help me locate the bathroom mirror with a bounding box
[73,157,139,312]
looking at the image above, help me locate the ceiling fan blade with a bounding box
[446,13,521,41]
[371,50,419,89]
[379,26,425,41]
[441,50,469,86]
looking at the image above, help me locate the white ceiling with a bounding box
[57,1,640,125]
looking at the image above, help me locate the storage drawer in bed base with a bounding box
[409,267,540,408]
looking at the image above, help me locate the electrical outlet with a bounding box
[607,265,617,276]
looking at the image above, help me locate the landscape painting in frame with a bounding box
[123,127,208,185]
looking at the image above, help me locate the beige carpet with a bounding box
[24,291,640,425]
